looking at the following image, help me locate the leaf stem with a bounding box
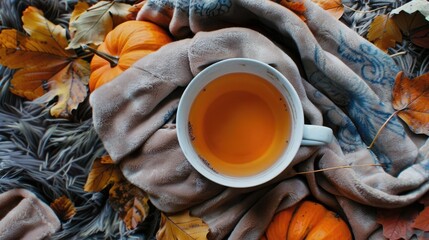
[82,45,118,68]
[367,110,399,149]
[343,4,387,14]
[296,163,381,174]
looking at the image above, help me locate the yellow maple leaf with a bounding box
[0,6,89,118]
[67,1,132,49]
[367,14,403,52]
[157,211,210,240]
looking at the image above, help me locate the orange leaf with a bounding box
[392,71,429,135]
[367,14,403,52]
[311,0,344,19]
[377,205,420,240]
[109,181,150,230]
[275,0,307,20]
[84,156,123,192]
[50,195,77,221]
[412,206,429,231]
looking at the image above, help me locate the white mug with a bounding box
[177,58,333,188]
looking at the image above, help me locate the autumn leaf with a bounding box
[50,195,77,221]
[84,155,123,192]
[67,1,133,49]
[367,14,403,52]
[69,1,91,37]
[35,58,90,118]
[392,71,429,135]
[275,0,307,20]
[0,6,89,118]
[22,7,72,56]
[156,210,209,240]
[377,205,420,240]
[390,0,429,48]
[413,206,429,232]
[109,181,150,230]
[368,71,429,148]
[311,0,344,19]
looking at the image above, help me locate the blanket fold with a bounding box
[90,0,429,239]
[0,188,60,240]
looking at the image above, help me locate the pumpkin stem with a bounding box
[82,45,119,68]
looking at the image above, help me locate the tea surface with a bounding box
[189,72,291,176]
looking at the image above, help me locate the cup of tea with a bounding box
[176,58,333,188]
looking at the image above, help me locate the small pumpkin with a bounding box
[88,20,172,91]
[262,201,352,240]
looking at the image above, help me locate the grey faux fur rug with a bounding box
[0,0,427,239]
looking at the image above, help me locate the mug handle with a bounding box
[301,125,333,146]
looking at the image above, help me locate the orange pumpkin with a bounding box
[88,20,172,91]
[263,201,352,240]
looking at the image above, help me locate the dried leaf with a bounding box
[276,0,307,20]
[128,1,146,20]
[377,205,420,240]
[156,210,209,240]
[0,7,89,118]
[311,0,344,19]
[36,58,90,118]
[69,1,91,36]
[368,14,403,52]
[392,71,429,135]
[413,206,429,231]
[50,195,77,221]
[67,1,133,49]
[84,155,123,192]
[109,181,150,230]
[390,0,429,48]
[123,195,150,230]
[22,6,72,56]
[410,25,429,48]
[391,0,429,22]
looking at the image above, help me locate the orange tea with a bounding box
[188,72,291,177]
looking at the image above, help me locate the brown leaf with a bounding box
[410,25,429,48]
[156,210,209,240]
[368,14,403,52]
[84,156,123,192]
[123,195,150,230]
[109,181,150,230]
[50,195,77,221]
[390,0,429,48]
[67,1,133,49]
[392,71,429,135]
[311,0,344,19]
[377,205,420,240]
[413,206,429,231]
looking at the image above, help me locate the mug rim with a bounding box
[177,58,304,188]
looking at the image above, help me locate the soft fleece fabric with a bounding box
[90,0,429,239]
[0,188,60,240]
